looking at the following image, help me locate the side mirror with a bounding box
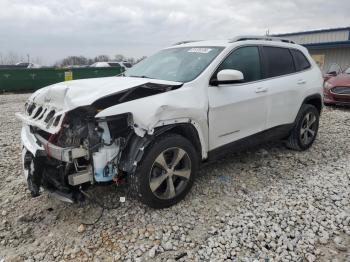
[211,69,244,86]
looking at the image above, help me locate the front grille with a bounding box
[27,103,36,115]
[33,106,43,118]
[25,102,61,129]
[331,86,350,95]
[44,110,56,123]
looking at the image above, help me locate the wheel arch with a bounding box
[119,121,206,174]
[302,94,323,115]
[155,123,203,159]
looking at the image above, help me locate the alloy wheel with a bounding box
[149,147,191,200]
[300,112,317,145]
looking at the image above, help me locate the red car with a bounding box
[323,66,350,106]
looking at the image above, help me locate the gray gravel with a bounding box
[0,93,349,262]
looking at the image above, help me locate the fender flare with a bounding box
[301,93,323,112]
[293,93,323,123]
[119,119,206,174]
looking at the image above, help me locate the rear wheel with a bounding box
[129,134,199,209]
[286,104,319,151]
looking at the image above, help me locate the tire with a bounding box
[129,134,199,209]
[286,104,320,151]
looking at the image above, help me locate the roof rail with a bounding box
[173,40,201,46]
[229,35,295,44]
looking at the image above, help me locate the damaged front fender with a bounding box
[95,86,209,159]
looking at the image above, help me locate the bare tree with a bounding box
[94,55,110,62]
[32,56,43,65]
[114,54,125,62]
[0,51,42,65]
[0,52,4,64]
[7,51,20,64]
[55,53,143,67]
[59,56,89,66]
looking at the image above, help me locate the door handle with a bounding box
[297,79,306,85]
[255,87,268,93]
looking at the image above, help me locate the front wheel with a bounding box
[129,134,199,209]
[286,104,320,151]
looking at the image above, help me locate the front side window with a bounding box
[216,46,261,82]
[263,46,295,77]
[125,46,224,82]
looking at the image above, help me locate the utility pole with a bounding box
[27,54,30,63]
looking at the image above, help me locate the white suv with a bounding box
[16,36,323,208]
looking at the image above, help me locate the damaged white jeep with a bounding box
[16,36,323,208]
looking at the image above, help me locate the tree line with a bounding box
[0,51,147,66]
[56,54,146,66]
[0,51,42,65]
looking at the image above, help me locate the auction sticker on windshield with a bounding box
[188,48,212,53]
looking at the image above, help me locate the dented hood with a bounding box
[28,76,182,112]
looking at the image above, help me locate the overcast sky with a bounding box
[0,0,349,65]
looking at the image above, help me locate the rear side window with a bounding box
[290,49,311,71]
[263,46,295,77]
[217,46,261,82]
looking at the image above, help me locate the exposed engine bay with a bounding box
[17,81,184,202]
[23,107,128,201]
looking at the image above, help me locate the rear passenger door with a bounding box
[261,46,303,128]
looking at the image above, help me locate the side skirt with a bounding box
[207,124,294,162]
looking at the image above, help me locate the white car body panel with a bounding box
[21,125,44,155]
[15,77,182,134]
[17,39,323,155]
[16,37,323,201]
[96,83,209,158]
[208,81,268,149]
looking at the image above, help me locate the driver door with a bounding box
[208,46,268,150]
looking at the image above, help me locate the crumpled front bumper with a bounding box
[20,124,90,186]
[20,125,88,162]
[21,125,43,156]
[20,125,43,180]
[20,125,93,198]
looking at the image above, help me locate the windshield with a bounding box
[327,63,342,75]
[345,67,350,74]
[125,46,224,82]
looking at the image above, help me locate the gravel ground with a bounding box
[0,93,349,262]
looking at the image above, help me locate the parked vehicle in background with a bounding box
[90,61,132,70]
[16,36,323,209]
[324,65,350,106]
[0,62,42,69]
[323,63,342,82]
[15,62,42,68]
